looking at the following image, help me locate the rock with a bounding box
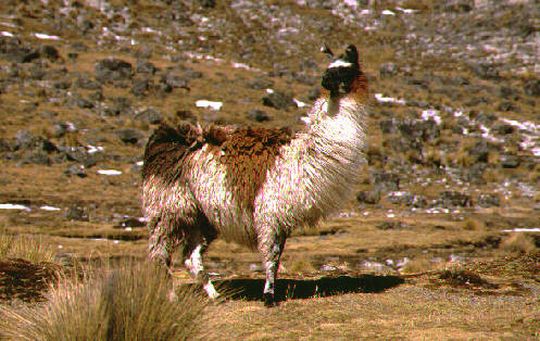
[436,191,472,208]
[114,217,146,229]
[14,130,57,153]
[247,77,274,90]
[465,163,487,185]
[116,128,145,145]
[162,73,189,89]
[376,221,406,230]
[63,148,98,168]
[523,79,540,97]
[469,140,490,163]
[95,58,133,83]
[498,101,516,112]
[71,96,94,109]
[247,109,271,122]
[135,108,163,124]
[500,154,520,168]
[65,205,89,221]
[262,91,294,110]
[136,60,157,74]
[52,122,77,138]
[477,193,500,208]
[75,75,102,90]
[107,97,133,116]
[14,130,37,150]
[498,86,519,100]
[379,118,398,134]
[64,164,87,178]
[387,191,428,208]
[197,0,216,8]
[19,150,51,165]
[372,171,400,192]
[379,63,398,78]
[492,123,515,135]
[356,191,381,205]
[40,45,60,60]
[469,63,500,80]
[442,0,473,12]
[183,68,203,80]
[131,78,151,96]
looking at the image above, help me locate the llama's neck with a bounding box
[305,95,368,165]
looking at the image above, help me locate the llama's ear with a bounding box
[321,43,334,60]
[343,44,359,65]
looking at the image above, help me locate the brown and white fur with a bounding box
[142,44,369,306]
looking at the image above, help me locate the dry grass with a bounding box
[0,230,56,264]
[0,261,207,340]
[205,284,539,339]
[500,233,537,254]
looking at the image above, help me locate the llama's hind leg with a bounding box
[259,230,287,307]
[183,223,219,299]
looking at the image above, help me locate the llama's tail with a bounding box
[142,123,202,182]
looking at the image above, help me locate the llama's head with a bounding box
[321,44,366,98]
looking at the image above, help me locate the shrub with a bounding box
[0,261,206,340]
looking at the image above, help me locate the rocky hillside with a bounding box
[1,0,538,225]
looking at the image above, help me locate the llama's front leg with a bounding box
[148,216,178,275]
[185,243,219,299]
[260,232,287,307]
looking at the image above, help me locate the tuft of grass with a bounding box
[500,233,536,254]
[0,230,56,263]
[286,257,316,275]
[462,218,485,231]
[400,257,436,274]
[439,268,497,289]
[0,261,207,340]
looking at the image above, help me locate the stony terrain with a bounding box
[0,0,539,339]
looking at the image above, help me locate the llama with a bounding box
[142,44,369,306]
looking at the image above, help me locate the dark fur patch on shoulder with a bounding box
[217,127,293,209]
[142,123,202,181]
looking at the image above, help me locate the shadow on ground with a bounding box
[213,275,405,303]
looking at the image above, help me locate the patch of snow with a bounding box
[396,7,418,14]
[360,9,371,15]
[34,33,61,40]
[1,31,13,37]
[502,228,540,233]
[97,169,122,176]
[266,88,274,94]
[141,27,160,34]
[40,205,61,211]
[0,203,31,211]
[382,9,396,16]
[374,93,406,105]
[421,109,442,125]
[135,161,144,166]
[0,21,17,28]
[293,98,308,108]
[196,100,223,111]
[343,0,358,9]
[87,145,104,154]
[232,62,252,70]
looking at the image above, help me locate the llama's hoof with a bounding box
[263,293,278,307]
